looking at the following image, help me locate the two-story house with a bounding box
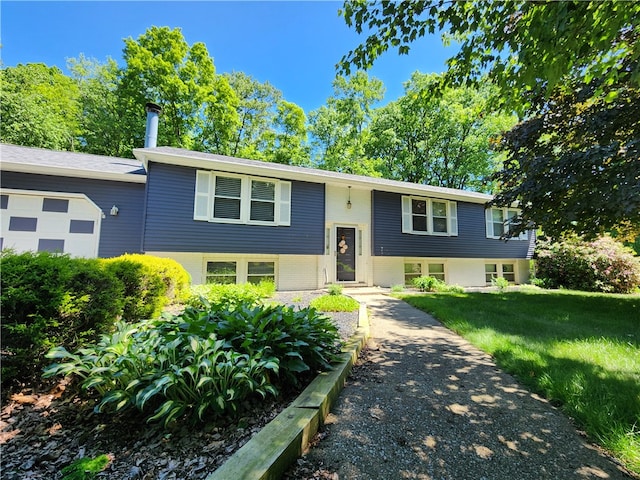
[1,142,534,290]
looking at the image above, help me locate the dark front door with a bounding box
[336,227,356,282]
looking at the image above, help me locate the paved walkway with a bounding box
[294,291,632,479]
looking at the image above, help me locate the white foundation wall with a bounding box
[372,256,405,287]
[278,255,321,291]
[147,252,321,290]
[373,256,531,288]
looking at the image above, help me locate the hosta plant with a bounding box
[44,317,278,426]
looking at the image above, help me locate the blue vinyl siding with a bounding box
[1,171,145,257]
[372,190,533,258]
[143,163,325,254]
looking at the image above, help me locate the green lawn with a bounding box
[399,287,640,475]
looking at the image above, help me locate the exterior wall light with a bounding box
[110,205,119,216]
[347,186,352,209]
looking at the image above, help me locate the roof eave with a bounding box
[1,162,147,184]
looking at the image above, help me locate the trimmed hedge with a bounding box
[0,251,191,390]
[534,236,640,293]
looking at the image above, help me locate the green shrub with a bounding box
[310,294,359,312]
[492,276,510,291]
[535,235,640,293]
[202,302,342,386]
[413,275,464,293]
[185,281,275,310]
[44,300,341,425]
[1,251,122,388]
[45,317,277,426]
[327,284,343,296]
[391,284,405,292]
[101,254,190,322]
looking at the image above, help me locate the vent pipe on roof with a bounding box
[144,102,162,148]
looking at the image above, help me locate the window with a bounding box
[194,171,291,226]
[485,264,498,285]
[404,263,422,285]
[485,207,528,240]
[206,261,237,284]
[42,198,69,213]
[502,263,515,282]
[404,262,446,285]
[428,263,445,281]
[402,196,458,236]
[485,263,515,285]
[247,262,275,284]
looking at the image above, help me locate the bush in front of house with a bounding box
[44,300,342,426]
[184,281,275,310]
[102,254,191,322]
[535,235,640,293]
[1,251,192,390]
[0,250,123,388]
[413,276,465,293]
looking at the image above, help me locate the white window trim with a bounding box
[485,262,517,284]
[402,196,458,237]
[194,170,291,226]
[485,207,528,240]
[404,259,448,284]
[204,257,278,285]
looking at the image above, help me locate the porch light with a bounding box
[347,186,352,209]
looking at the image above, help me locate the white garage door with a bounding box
[1,189,102,258]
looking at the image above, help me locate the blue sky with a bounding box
[1,1,453,113]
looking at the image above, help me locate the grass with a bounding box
[310,294,359,312]
[399,287,640,475]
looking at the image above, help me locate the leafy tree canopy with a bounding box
[339,1,640,112]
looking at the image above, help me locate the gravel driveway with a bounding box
[286,293,634,479]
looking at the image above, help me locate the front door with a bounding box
[336,227,356,282]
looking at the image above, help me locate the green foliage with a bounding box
[401,290,640,475]
[0,251,122,388]
[185,281,275,310]
[534,236,640,294]
[493,74,639,239]
[391,284,405,293]
[310,294,359,312]
[61,454,111,480]
[102,254,190,321]
[204,302,342,385]
[0,63,81,149]
[339,1,639,112]
[412,275,463,293]
[44,300,341,425]
[45,317,277,426]
[327,284,344,296]
[491,277,510,292]
[308,71,385,175]
[367,72,516,192]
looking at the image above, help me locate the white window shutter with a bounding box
[194,171,211,220]
[448,201,458,236]
[278,181,291,226]
[485,208,493,238]
[401,196,412,233]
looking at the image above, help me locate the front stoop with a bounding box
[207,302,370,480]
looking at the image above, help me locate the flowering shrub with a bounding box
[535,236,640,293]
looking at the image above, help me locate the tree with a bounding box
[308,71,384,175]
[493,76,640,239]
[367,72,515,191]
[339,1,640,238]
[0,63,80,150]
[120,26,217,149]
[339,1,640,112]
[68,55,137,158]
[264,100,311,166]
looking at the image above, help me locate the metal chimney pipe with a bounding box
[144,102,162,148]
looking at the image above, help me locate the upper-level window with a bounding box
[485,207,528,240]
[401,196,458,236]
[194,171,291,226]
